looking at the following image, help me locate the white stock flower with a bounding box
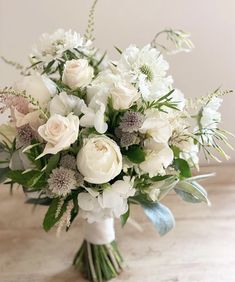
[200,97,222,129]
[98,177,135,217]
[80,100,108,134]
[77,136,122,184]
[49,92,86,116]
[139,111,172,143]
[140,139,174,176]
[77,177,135,223]
[116,44,173,101]
[110,81,140,110]
[37,113,79,157]
[62,59,94,89]
[14,75,56,108]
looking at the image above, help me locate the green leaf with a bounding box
[173,158,192,178]
[143,202,175,236]
[171,146,181,158]
[120,206,130,227]
[43,198,68,232]
[66,193,79,231]
[7,170,46,189]
[0,167,10,182]
[114,46,122,54]
[174,180,210,204]
[123,145,146,164]
[45,153,60,175]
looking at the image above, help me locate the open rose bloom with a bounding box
[0,7,233,282]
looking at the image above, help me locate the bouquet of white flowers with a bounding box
[0,1,233,281]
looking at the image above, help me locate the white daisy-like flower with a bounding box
[31,29,92,63]
[48,167,77,197]
[115,44,173,101]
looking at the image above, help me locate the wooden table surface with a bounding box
[0,165,235,282]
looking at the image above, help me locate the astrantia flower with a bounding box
[119,111,144,133]
[16,124,36,147]
[48,167,77,197]
[116,44,173,101]
[60,154,77,170]
[120,132,140,148]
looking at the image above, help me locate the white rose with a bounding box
[110,81,140,110]
[140,139,173,176]
[139,111,172,143]
[77,136,122,184]
[62,59,94,89]
[49,91,86,116]
[37,113,79,158]
[14,75,56,108]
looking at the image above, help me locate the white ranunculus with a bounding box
[140,139,174,176]
[14,75,56,108]
[77,136,122,184]
[49,92,86,116]
[37,113,79,158]
[139,111,172,143]
[110,81,140,110]
[62,59,94,89]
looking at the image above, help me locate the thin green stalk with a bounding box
[87,242,98,282]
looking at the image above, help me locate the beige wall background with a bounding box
[0,0,234,164]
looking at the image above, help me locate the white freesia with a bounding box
[62,59,94,89]
[77,136,122,184]
[49,92,86,116]
[116,44,173,101]
[14,75,56,108]
[37,113,79,157]
[139,111,172,143]
[110,81,140,110]
[140,139,174,176]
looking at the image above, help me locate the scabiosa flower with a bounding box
[48,167,77,197]
[120,132,140,148]
[60,154,77,170]
[16,124,36,147]
[119,111,144,133]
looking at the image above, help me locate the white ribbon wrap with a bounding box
[84,218,115,245]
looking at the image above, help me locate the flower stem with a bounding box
[73,240,124,282]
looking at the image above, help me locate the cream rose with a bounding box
[110,81,140,110]
[62,59,94,89]
[37,113,79,158]
[14,75,56,108]
[77,136,122,184]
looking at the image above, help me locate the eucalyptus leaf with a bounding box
[174,180,210,205]
[120,207,130,227]
[174,189,201,203]
[143,202,175,236]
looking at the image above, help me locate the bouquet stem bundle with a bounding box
[73,240,124,282]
